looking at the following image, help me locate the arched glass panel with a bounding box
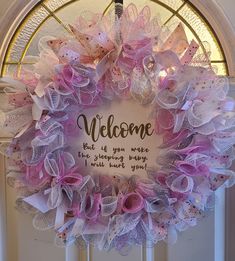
[1,0,228,76]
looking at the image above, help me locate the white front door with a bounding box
[0,151,227,261]
[0,0,235,261]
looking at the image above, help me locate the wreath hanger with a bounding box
[115,0,124,18]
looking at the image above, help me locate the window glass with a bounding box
[1,0,228,76]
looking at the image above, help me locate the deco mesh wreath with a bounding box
[1,3,235,255]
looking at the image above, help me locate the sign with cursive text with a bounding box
[71,99,161,177]
[77,114,154,142]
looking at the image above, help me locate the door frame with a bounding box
[0,1,235,261]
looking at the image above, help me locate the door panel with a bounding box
[0,149,225,261]
[92,247,142,261]
[168,211,215,261]
[1,155,65,261]
[0,90,228,261]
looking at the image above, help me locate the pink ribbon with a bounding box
[83,193,101,220]
[122,192,144,213]
[55,168,83,186]
[176,161,209,177]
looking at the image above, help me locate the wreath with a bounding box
[1,3,235,255]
